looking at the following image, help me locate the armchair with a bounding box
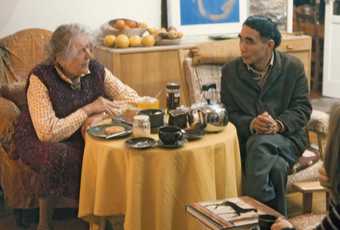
[183,41,329,213]
[0,28,77,228]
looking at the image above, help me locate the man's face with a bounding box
[238,25,273,66]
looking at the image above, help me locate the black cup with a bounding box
[159,126,184,145]
[258,214,277,230]
[138,109,164,132]
[168,109,189,129]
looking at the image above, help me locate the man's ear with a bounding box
[267,39,275,49]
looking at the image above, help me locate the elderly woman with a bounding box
[271,104,340,230]
[13,24,139,230]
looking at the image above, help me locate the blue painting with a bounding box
[180,0,240,25]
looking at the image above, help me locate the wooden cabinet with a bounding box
[278,34,312,87]
[94,45,194,107]
[94,34,311,106]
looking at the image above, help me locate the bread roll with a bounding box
[104,126,125,135]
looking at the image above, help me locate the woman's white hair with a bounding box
[324,103,340,201]
[45,23,94,64]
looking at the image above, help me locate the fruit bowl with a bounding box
[106,18,147,37]
[102,25,146,37]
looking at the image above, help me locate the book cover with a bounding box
[186,196,281,230]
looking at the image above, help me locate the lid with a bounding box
[133,115,150,122]
[136,96,158,103]
[166,82,180,90]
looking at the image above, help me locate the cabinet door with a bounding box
[323,0,340,98]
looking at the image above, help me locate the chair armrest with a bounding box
[289,148,320,175]
[305,110,329,159]
[0,97,20,153]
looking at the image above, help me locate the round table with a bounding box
[78,123,241,230]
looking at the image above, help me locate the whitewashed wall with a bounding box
[0,0,161,37]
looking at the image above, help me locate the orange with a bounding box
[103,35,116,47]
[141,35,156,47]
[114,19,125,30]
[115,34,130,48]
[129,36,142,47]
[126,20,138,28]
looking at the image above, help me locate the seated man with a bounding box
[220,16,312,215]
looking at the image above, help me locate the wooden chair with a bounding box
[0,28,77,228]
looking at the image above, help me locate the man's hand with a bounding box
[252,112,280,134]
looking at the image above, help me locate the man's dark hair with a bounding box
[243,15,282,48]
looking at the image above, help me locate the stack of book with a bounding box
[186,196,282,230]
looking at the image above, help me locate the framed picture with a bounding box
[248,0,293,32]
[167,0,248,35]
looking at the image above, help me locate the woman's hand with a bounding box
[81,112,107,138]
[82,97,125,116]
[271,217,293,230]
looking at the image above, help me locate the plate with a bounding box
[158,139,185,149]
[87,122,132,139]
[184,132,204,141]
[126,137,158,149]
[184,126,205,141]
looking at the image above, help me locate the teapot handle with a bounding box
[201,83,216,91]
[201,83,217,105]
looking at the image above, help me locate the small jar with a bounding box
[132,115,151,137]
[166,82,180,111]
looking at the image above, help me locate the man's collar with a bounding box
[246,52,275,74]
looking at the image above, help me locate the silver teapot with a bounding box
[189,83,228,133]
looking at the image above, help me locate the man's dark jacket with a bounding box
[221,51,312,158]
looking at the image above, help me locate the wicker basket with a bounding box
[102,19,147,37]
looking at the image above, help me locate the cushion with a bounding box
[184,58,222,105]
[0,97,20,153]
[0,28,51,83]
[307,110,329,135]
[191,39,240,65]
[0,44,18,87]
[0,81,27,110]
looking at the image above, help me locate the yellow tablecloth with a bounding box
[78,123,241,230]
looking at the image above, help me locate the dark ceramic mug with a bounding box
[138,109,164,130]
[168,108,189,129]
[258,214,277,230]
[158,126,184,145]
